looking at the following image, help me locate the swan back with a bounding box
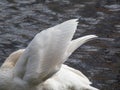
[38,65,98,90]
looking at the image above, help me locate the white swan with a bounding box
[0,19,99,90]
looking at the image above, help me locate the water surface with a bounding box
[0,0,120,90]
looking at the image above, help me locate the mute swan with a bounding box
[0,19,99,90]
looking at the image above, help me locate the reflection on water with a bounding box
[0,0,120,90]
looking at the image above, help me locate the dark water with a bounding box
[0,0,120,90]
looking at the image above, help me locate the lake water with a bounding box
[0,0,120,90]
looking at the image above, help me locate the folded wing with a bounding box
[14,19,79,84]
[64,35,97,61]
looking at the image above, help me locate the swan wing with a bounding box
[64,35,98,59]
[14,19,78,84]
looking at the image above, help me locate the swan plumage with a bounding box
[0,19,99,90]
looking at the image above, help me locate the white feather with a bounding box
[38,64,99,90]
[65,35,98,59]
[0,19,99,90]
[14,19,79,84]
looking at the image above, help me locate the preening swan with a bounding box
[0,19,99,90]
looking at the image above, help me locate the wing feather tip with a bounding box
[88,35,98,38]
[68,18,79,24]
